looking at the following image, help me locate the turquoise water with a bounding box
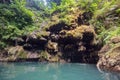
[0,62,119,80]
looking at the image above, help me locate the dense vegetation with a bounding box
[0,0,120,49]
[0,0,35,48]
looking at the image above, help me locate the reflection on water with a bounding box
[103,72,120,80]
[0,62,120,80]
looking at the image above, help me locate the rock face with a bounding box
[0,24,99,63]
[0,12,100,63]
[48,24,99,63]
[97,36,120,72]
[0,46,40,62]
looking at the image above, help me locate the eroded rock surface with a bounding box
[0,12,100,63]
[97,36,120,72]
[47,24,99,63]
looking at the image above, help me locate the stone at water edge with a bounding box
[97,36,120,72]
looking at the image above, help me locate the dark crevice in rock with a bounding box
[77,12,93,25]
[15,58,40,62]
[49,22,69,33]
[0,13,102,64]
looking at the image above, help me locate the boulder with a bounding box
[97,36,120,72]
[0,46,40,62]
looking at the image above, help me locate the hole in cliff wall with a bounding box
[49,22,68,34]
[58,36,80,45]
[23,38,47,51]
[82,32,94,43]
[57,31,99,63]
[77,12,93,25]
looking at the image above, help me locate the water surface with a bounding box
[0,62,119,80]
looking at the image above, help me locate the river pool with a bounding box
[0,62,119,80]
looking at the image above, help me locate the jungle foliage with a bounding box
[0,0,35,48]
[0,0,120,48]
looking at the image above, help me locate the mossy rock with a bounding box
[66,25,95,38]
[43,8,83,30]
[39,51,51,61]
[59,25,96,45]
[7,46,27,61]
[17,50,27,59]
[48,55,59,62]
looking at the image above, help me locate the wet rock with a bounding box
[97,36,120,72]
[98,44,111,57]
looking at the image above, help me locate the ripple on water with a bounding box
[0,62,120,80]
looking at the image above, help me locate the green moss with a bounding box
[65,25,95,39]
[1,0,120,52]
[18,50,27,59]
[105,43,120,58]
[35,31,50,39]
[40,51,49,59]
[7,46,27,59]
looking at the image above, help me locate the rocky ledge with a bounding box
[0,24,100,63]
[97,36,120,72]
[0,12,101,63]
